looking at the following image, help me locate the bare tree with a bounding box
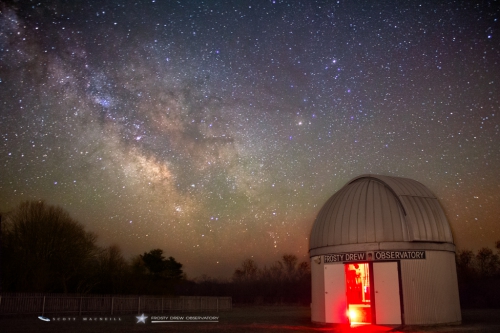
[476,247,499,278]
[92,244,129,293]
[2,200,98,292]
[233,258,258,282]
[456,249,474,277]
[282,254,298,278]
[231,255,311,304]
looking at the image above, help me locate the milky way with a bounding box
[1,0,499,278]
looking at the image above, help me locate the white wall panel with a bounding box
[310,257,325,323]
[400,251,461,325]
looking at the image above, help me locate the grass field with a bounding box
[1,306,500,333]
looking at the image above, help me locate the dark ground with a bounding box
[1,306,499,333]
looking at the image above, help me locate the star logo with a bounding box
[136,313,148,323]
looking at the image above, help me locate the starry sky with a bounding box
[1,0,499,279]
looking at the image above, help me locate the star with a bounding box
[136,313,148,324]
[0,0,498,280]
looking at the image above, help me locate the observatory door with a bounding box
[373,262,402,325]
[324,264,348,323]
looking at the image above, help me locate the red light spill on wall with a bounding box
[345,263,372,325]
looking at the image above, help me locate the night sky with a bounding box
[1,0,499,278]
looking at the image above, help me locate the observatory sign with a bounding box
[324,250,426,263]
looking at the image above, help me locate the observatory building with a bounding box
[309,174,461,326]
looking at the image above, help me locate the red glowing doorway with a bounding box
[345,263,372,325]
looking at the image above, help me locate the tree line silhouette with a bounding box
[0,200,310,303]
[1,200,499,307]
[455,243,500,308]
[0,201,184,295]
[178,256,311,304]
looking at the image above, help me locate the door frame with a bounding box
[343,261,373,324]
[343,260,405,326]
